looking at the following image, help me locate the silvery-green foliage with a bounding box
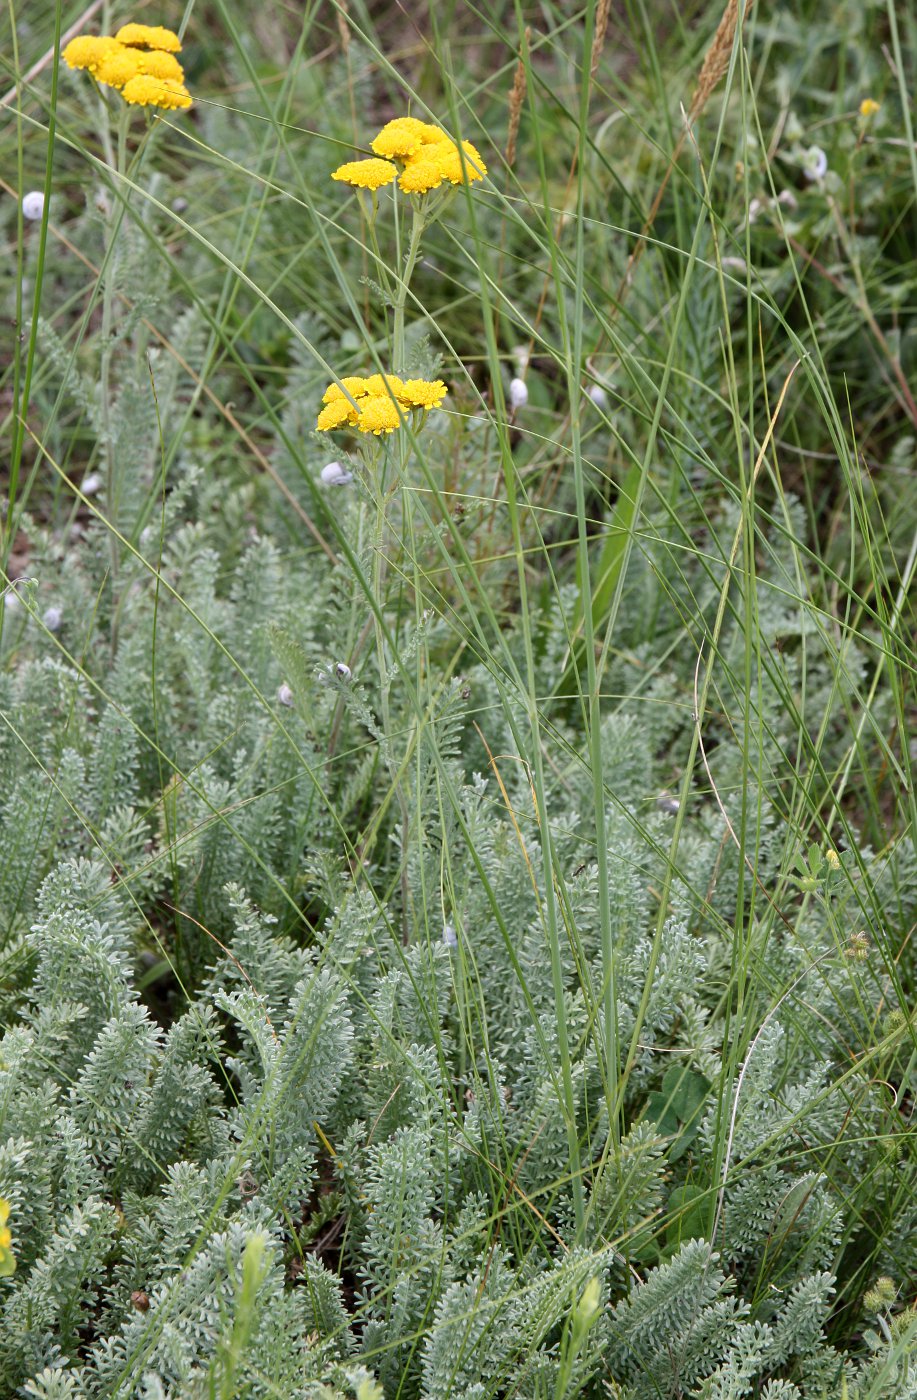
[0,436,911,1400]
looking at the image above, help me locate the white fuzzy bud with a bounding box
[443,922,458,948]
[81,472,102,496]
[803,146,828,181]
[42,606,63,631]
[277,683,294,707]
[22,191,45,221]
[320,461,353,486]
[4,591,21,613]
[587,384,609,410]
[509,377,528,410]
[334,662,352,681]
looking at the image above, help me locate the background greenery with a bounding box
[0,0,915,1396]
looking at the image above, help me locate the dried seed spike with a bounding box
[505,30,529,168]
[590,0,611,79]
[690,0,754,122]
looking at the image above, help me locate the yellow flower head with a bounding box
[398,156,446,195]
[139,50,185,83]
[0,1198,14,1277]
[399,137,486,194]
[322,376,369,405]
[371,117,434,159]
[116,22,182,52]
[825,848,841,870]
[362,372,406,400]
[63,35,124,74]
[432,139,487,185]
[122,74,192,110]
[331,158,397,190]
[317,398,360,432]
[399,378,448,409]
[357,395,402,434]
[859,98,880,118]
[96,47,146,89]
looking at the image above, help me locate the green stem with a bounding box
[392,207,425,374]
[99,105,129,632]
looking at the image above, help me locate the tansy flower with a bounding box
[63,35,124,73]
[357,395,402,434]
[362,372,407,399]
[139,50,185,83]
[122,74,192,110]
[371,116,437,159]
[331,158,397,190]
[398,157,446,194]
[317,398,360,431]
[0,1198,15,1277]
[96,47,146,89]
[116,22,182,52]
[322,376,369,405]
[430,138,486,185]
[399,378,447,409]
[859,98,880,118]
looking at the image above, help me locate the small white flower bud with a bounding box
[42,606,63,631]
[803,146,828,181]
[171,196,189,214]
[277,683,294,707]
[509,377,528,410]
[4,591,21,613]
[81,472,102,496]
[22,191,45,221]
[320,461,353,486]
[335,662,352,681]
[721,256,747,275]
[443,922,458,948]
[777,188,798,210]
[656,792,680,815]
[587,384,609,410]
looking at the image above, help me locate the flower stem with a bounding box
[392,207,425,374]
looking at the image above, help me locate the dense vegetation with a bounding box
[1,1,915,1395]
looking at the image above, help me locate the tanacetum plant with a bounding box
[63,22,191,109]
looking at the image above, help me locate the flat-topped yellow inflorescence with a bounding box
[96,48,146,89]
[116,22,182,52]
[122,75,192,110]
[63,26,191,109]
[316,374,448,434]
[333,117,486,198]
[331,159,398,191]
[63,35,124,73]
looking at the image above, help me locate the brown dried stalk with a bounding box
[590,0,612,79]
[505,30,530,168]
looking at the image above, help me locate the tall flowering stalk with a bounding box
[62,23,192,640]
[319,112,486,938]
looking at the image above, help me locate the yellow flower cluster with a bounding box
[0,1198,15,1277]
[63,23,192,111]
[317,373,448,435]
[332,116,486,196]
[859,98,880,118]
